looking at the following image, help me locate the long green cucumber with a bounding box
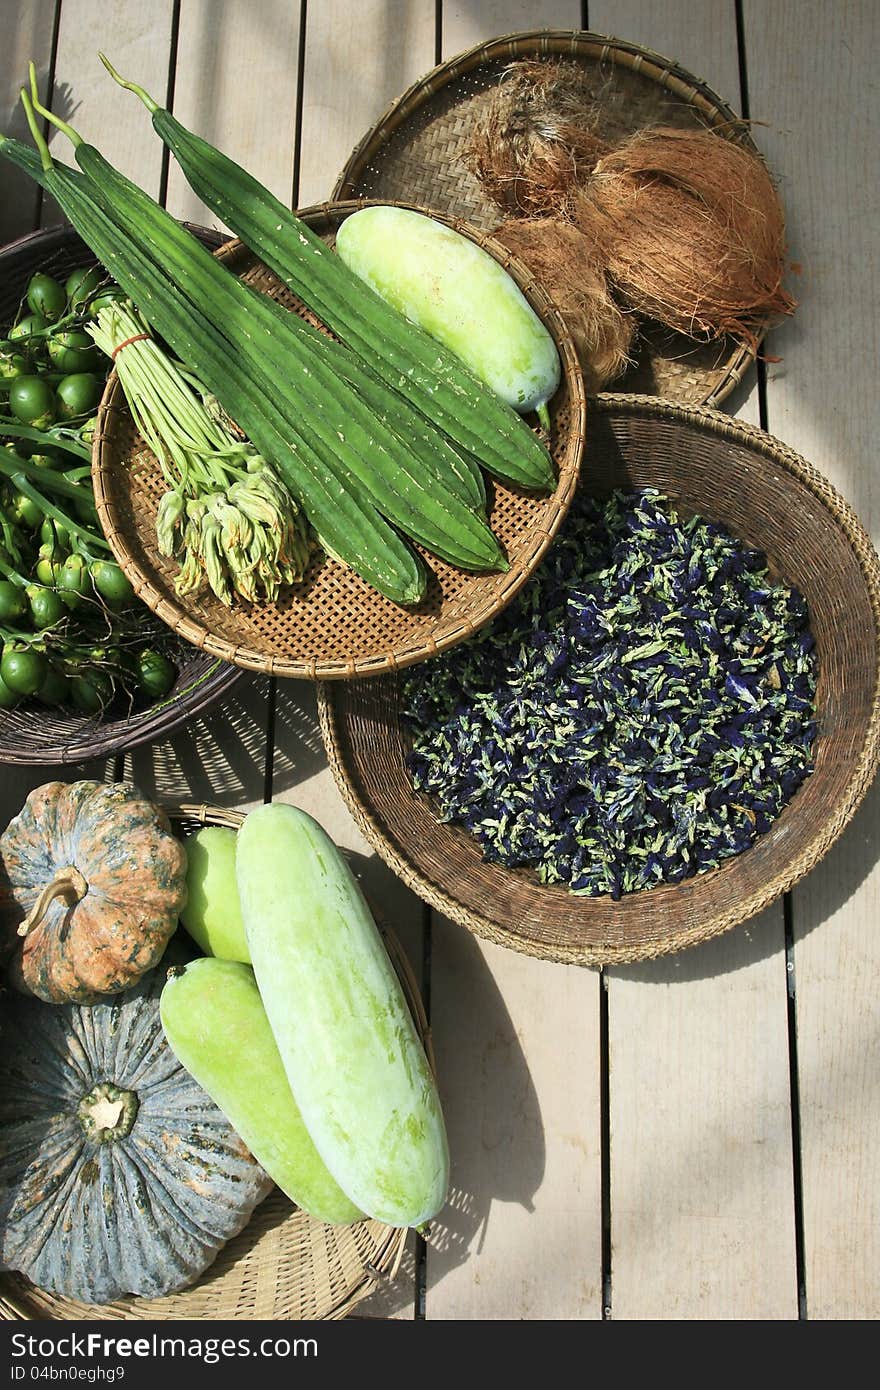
[68,142,504,571]
[99,62,553,490]
[1,130,425,602]
[160,958,363,1225]
[236,804,449,1227]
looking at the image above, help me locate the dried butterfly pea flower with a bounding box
[403,489,817,899]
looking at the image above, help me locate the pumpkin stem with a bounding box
[78,1081,139,1143]
[18,865,88,937]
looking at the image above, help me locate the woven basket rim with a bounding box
[318,394,880,967]
[91,200,586,680]
[0,800,417,1322]
[331,27,770,411]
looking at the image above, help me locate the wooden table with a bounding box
[2,0,877,1321]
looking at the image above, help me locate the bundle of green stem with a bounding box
[88,300,312,605]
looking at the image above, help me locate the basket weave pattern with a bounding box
[0,803,426,1322]
[319,397,880,967]
[333,29,771,409]
[92,203,586,681]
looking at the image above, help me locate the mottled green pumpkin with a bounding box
[0,965,273,1304]
[0,781,187,1003]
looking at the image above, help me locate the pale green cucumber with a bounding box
[179,827,249,963]
[335,205,561,427]
[236,803,449,1228]
[160,957,362,1225]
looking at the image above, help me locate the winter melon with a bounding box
[160,956,362,1225]
[335,204,561,427]
[236,803,449,1227]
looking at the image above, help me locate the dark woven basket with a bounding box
[319,397,880,966]
[0,225,240,764]
[333,28,783,409]
[0,802,420,1322]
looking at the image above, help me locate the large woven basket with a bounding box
[333,29,777,409]
[0,801,425,1321]
[92,200,585,680]
[319,397,880,967]
[0,225,239,764]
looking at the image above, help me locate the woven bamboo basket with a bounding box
[92,201,585,680]
[0,225,239,764]
[0,801,429,1322]
[332,28,779,409]
[319,397,880,967]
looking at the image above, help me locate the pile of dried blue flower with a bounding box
[402,489,817,899]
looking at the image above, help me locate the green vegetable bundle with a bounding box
[88,299,312,605]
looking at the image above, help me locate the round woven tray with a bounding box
[333,28,773,409]
[0,801,425,1321]
[0,225,240,764]
[92,201,585,681]
[318,396,880,967]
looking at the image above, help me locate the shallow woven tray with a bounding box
[92,201,585,681]
[0,801,425,1321]
[333,28,775,409]
[319,397,880,967]
[0,226,240,763]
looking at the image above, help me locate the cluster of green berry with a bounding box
[0,263,177,713]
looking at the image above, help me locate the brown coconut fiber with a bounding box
[493,216,635,391]
[579,126,796,345]
[465,59,610,215]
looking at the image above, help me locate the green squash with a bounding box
[0,965,272,1303]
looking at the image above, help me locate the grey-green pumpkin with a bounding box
[0,965,273,1304]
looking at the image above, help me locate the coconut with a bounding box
[578,126,796,344]
[465,60,609,216]
[492,218,636,391]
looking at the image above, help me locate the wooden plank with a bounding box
[425,0,601,1322]
[742,0,880,1320]
[165,0,302,225]
[126,672,271,812]
[0,0,57,242]
[49,0,176,200]
[607,918,798,1319]
[441,0,580,52]
[429,922,602,1319]
[298,0,436,207]
[586,0,796,1319]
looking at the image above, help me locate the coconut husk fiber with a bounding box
[576,126,796,345]
[465,60,610,216]
[465,59,796,351]
[493,217,635,391]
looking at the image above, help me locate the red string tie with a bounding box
[111,332,152,359]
